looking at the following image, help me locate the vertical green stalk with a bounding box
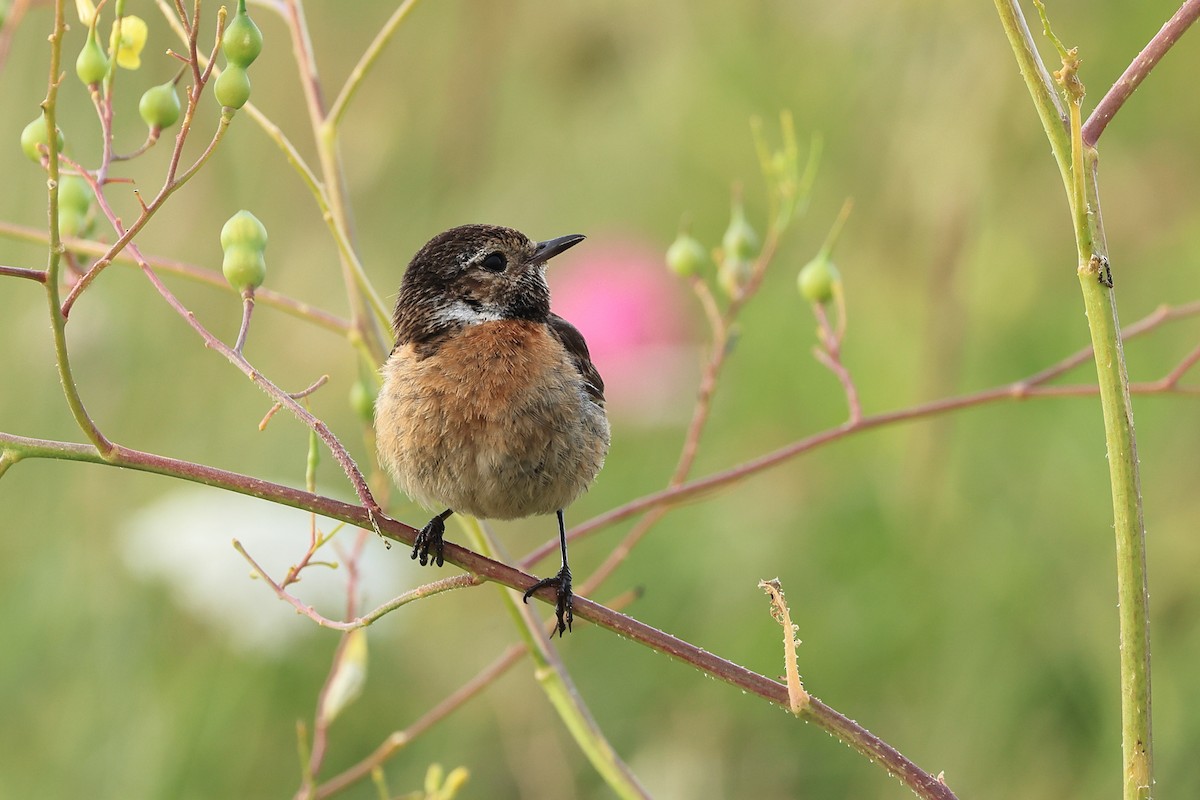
[1078,154,1153,800]
[42,0,114,456]
[994,2,1153,797]
[457,517,650,800]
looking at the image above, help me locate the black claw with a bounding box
[411,514,447,567]
[523,566,574,637]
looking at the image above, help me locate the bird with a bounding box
[374,224,610,636]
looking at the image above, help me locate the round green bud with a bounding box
[797,255,841,305]
[58,175,93,214]
[722,206,760,263]
[222,245,266,292]
[75,26,109,86]
[665,232,707,278]
[214,66,251,109]
[220,209,268,252]
[139,82,182,130]
[20,116,64,162]
[222,7,263,68]
[349,380,376,422]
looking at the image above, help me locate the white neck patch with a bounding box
[434,300,505,327]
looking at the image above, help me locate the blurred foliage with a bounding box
[2,1,1200,798]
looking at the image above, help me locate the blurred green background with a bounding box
[2,1,1199,798]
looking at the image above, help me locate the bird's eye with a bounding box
[481,252,506,273]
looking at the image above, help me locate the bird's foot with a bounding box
[412,515,446,566]
[523,565,573,637]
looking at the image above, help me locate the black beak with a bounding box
[532,233,586,264]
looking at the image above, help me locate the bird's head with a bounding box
[391,224,585,346]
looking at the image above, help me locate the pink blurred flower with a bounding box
[549,235,696,424]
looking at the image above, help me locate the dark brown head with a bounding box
[391,224,585,347]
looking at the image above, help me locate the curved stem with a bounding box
[993,0,1072,193]
[234,291,256,354]
[325,0,424,130]
[40,0,113,455]
[281,0,389,363]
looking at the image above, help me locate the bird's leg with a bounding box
[523,509,574,637]
[413,509,453,566]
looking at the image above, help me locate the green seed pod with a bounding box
[722,203,760,263]
[665,232,707,278]
[798,254,841,305]
[220,209,268,252]
[139,82,182,130]
[214,66,251,109]
[222,2,264,68]
[221,210,268,292]
[58,175,93,214]
[20,116,64,162]
[349,380,376,422]
[222,245,266,293]
[75,24,109,86]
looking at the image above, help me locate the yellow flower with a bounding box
[75,0,97,26]
[109,15,148,70]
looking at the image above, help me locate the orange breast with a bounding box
[374,320,610,520]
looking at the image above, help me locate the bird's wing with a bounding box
[547,314,605,404]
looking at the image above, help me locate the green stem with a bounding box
[458,518,651,800]
[282,0,389,363]
[993,0,1072,194]
[1079,153,1153,800]
[241,105,391,337]
[994,3,1153,797]
[41,0,113,455]
[324,0,424,130]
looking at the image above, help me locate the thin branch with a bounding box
[1082,0,1200,146]
[312,644,524,798]
[1156,339,1200,388]
[40,0,114,456]
[812,301,862,424]
[992,0,1072,194]
[234,291,256,354]
[0,264,47,283]
[235,540,480,630]
[134,251,385,523]
[277,0,390,362]
[522,299,1200,567]
[59,112,232,317]
[2,431,958,798]
[325,0,424,130]
[259,375,332,431]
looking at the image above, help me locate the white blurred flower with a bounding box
[120,487,406,656]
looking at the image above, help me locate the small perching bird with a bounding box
[375,224,610,636]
